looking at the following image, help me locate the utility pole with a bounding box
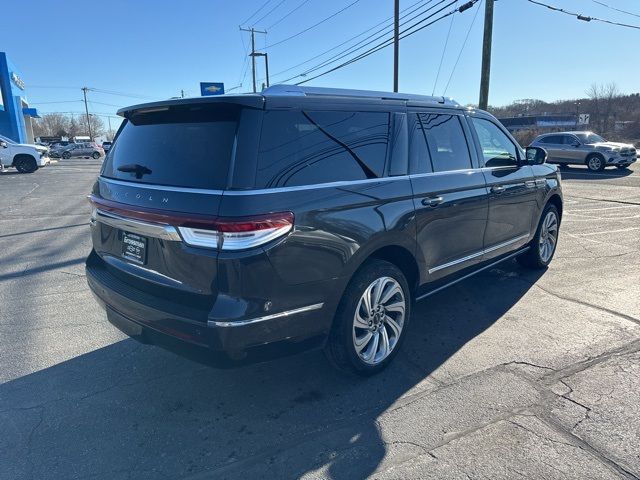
[108,116,112,140]
[181,89,185,98]
[81,87,93,140]
[478,0,494,110]
[240,27,267,93]
[393,0,399,92]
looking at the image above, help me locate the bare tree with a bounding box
[33,113,71,138]
[586,82,620,133]
[78,115,106,137]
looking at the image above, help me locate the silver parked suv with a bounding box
[530,131,637,171]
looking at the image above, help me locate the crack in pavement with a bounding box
[533,283,640,326]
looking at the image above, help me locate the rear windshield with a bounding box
[102,104,239,189]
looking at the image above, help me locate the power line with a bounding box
[433,0,457,95]
[252,0,288,26]
[267,0,433,81]
[443,0,482,95]
[240,0,273,26]
[591,0,640,19]
[282,0,453,84]
[296,1,477,86]
[87,87,155,100]
[268,0,312,29]
[526,0,640,29]
[265,0,363,49]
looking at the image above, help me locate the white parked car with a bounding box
[0,134,51,173]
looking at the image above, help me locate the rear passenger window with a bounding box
[540,135,562,144]
[414,113,472,172]
[256,110,389,188]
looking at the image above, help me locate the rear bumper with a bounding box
[86,252,332,366]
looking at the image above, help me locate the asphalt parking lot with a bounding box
[1,159,639,479]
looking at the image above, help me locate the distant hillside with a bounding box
[487,84,640,146]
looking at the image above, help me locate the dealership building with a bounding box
[0,52,39,143]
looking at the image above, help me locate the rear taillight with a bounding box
[88,195,293,250]
[178,213,294,250]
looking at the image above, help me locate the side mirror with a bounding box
[0,141,7,148]
[525,146,547,165]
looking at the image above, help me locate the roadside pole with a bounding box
[393,0,399,92]
[240,27,267,93]
[81,87,93,140]
[479,0,494,110]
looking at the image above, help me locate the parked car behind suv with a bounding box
[52,142,103,159]
[0,134,50,173]
[530,131,637,171]
[86,85,562,375]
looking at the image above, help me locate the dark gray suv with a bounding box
[86,85,562,375]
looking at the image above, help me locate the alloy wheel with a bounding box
[538,211,558,263]
[352,276,406,365]
[588,156,602,171]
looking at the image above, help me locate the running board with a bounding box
[415,247,530,302]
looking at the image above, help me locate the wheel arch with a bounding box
[546,193,563,221]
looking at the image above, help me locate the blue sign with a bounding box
[200,82,224,96]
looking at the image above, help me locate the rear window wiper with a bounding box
[117,164,153,179]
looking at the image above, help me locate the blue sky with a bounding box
[3,0,639,129]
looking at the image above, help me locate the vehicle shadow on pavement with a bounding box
[558,166,634,180]
[0,260,544,480]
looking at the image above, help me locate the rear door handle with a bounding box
[422,196,444,207]
[490,185,505,194]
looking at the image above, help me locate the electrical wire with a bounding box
[267,0,434,81]
[283,0,456,84]
[443,0,482,95]
[268,0,312,29]
[252,0,288,26]
[296,1,476,86]
[526,0,640,29]
[240,0,273,27]
[265,0,362,49]
[591,0,640,19]
[432,0,457,95]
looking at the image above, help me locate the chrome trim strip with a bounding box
[417,247,530,302]
[428,234,530,274]
[94,209,182,241]
[99,177,224,195]
[224,177,405,195]
[208,303,324,328]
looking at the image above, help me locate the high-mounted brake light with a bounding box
[88,195,294,250]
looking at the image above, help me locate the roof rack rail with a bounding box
[262,84,459,106]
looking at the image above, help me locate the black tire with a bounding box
[92,151,101,159]
[586,154,605,172]
[517,204,560,269]
[62,151,71,159]
[324,259,411,376]
[14,155,38,174]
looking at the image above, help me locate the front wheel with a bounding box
[62,151,71,159]
[92,152,101,159]
[14,156,38,174]
[586,154,605,172]
[517,204,560,269]
[325,260,411,375]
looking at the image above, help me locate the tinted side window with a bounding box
[471,117,518,168]
[256,110,389,188]
[561,135,578,145]
[540,135,562,144]
[415,113,472,172]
